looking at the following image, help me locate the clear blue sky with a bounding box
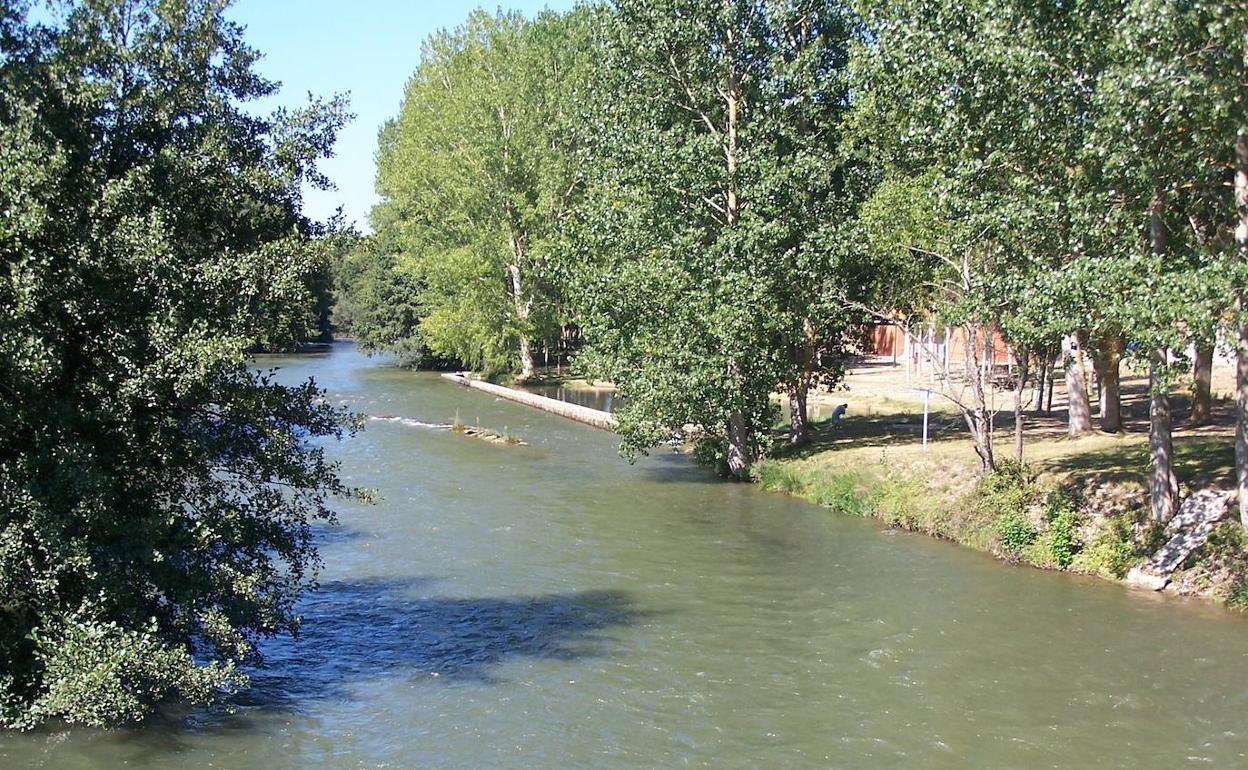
[226,1,577,231]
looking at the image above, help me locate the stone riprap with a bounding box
[1127,489,1234,591]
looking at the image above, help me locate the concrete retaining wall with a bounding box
[441,373,617,432]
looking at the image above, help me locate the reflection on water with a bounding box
[3,342,1246,770]
[520,383,621,413]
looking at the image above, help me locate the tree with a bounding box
[567,0,863,477]
[1089,0,1242,523]
[0,0,356,727]
[334,234,445,368]
[750,0,861,447]
[374,9,592,380]
[848,0,1092,472]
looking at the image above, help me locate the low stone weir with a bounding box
[441,373,618,431]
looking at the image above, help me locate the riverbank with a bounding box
[760,358,1247,609]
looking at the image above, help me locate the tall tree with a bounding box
[568,0,862,477]
[374,9,592,379]
[1090,0,1241,522]
[0,0,355,727]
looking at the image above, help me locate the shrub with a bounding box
[692,437,730,476]
[1045,508,1080,568]
[1073,519,1136,578]
[874,476,926,529]
[1228,578,1248,611]
[996,509,1038,555]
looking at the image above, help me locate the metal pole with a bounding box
[922,389,930,450]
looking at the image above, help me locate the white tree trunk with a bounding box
[506,261,535,381]
[1063,334,1093,437]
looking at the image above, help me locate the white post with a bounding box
[922,389,931,449]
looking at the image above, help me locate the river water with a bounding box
[4,342,1247,768]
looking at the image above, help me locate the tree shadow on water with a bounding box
[238,577,645,709]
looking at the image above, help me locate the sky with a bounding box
[225,1,577,231]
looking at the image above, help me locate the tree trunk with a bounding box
[963,324,995,474]
[1191,342,1214,426]
[1235,126,1248,528]
[789,381,809,446]
[1063,334,1093,437]
[506,261,535,381]
[720,14,750,478]
[1149,191,1179,524]
[1032,352,1047,414]
[1150,347,1180,523]
[1091,333,1124,433]
[787,318,818,446]
[725,410,754,480]
[1013,346,1030,464]
[726,357,754,480]
[724,16,740,229]
[1046,349,1057,414]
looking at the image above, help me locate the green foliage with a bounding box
[871,476,926,530]
[1228,580,1248,612]
[754,461,806,496]
[1039,493,1081,568]
[692,436,732,478]
[755,461,880,518]
[811,473,874,516]
[0,1,358,727]
[976,462,1041,521]
[996,511,1039,555]
[568,0,865,475]
[335,236,445,368]
[1073,519,1137,579]
[972,463,1043,555]
[372,8,595,377]
[1028,516,1079,569]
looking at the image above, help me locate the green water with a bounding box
[4,343,1246,768]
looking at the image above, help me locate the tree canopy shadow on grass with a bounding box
[772,411,974,460]
[1040,435,1235,487]
[235,577,646,709]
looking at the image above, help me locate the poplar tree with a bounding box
[374,9,592,379]
[569,0,861,476]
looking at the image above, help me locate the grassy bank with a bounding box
[757,358,1248,609]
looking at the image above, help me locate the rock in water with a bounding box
[1126,489,1233,591]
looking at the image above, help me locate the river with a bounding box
[4,342,1247,768]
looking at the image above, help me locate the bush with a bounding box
[692,437,731,477]
[977,463,1042,517]
[874,476,926,529]
[980,459,1037,496]
[1073,519,1136,578]
[1025,490,1081,568]
[996,509,1038,555]
[1228,578,1248,611]
[1045,508,1080,568]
